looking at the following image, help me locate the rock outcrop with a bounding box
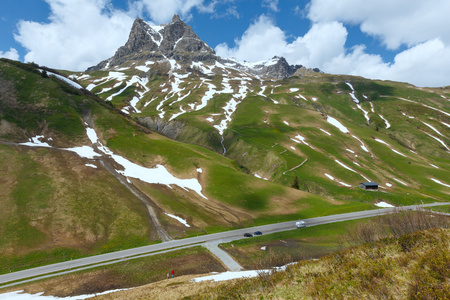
[88,15,215,71]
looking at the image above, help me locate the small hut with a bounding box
[359,182,378,190]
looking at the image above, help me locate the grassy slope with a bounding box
[0,60,155,272]
[1,60,377,272]
[188,228,450,300]
[82,64,449,205]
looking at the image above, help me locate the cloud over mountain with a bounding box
[0,48,19,60]
[11,0,450,87]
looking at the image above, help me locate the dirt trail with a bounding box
[0,138,172,242]
[83,113,172,242]
[96,157,172,242]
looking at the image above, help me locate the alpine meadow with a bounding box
[0,14,449,300]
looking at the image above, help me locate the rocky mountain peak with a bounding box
[87,15,215,71]
[86,15,313,80]
[172,14,181,22]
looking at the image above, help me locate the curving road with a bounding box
[0,202,449,288]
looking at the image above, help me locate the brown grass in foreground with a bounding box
[90,211,449,299]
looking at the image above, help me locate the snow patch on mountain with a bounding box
[393,178,408,186]
[352,135,370,153]
[424,132,450,151]
[20,135,52,148]
[165,213,191,227]
[356,104,370,123]
[374,138,407,157]
[430,178,450,188]
[319,128,331,136]
[421,121,443,136]
[326,116,349,133]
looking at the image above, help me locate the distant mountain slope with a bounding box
[70,16,449,205]
[1,58,361,272]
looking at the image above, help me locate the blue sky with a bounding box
[1,0,449,87]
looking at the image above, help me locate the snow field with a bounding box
[164,213,191,227]
[374,138,407,157]
[19,135,51,148]
[319,128,331,136]
[423,132,449,151]
[193,263,294,283]
[421,121,443,136]
[213,78,250,136]
[97,143,207,199]
[352,135,370,153]
[44,70,83,90]
[291,134,314,149]
[20,128,208,200]
[375,202,394,208]
[430,178,450,188]
[326,116,349,133]
[254,174,268,180]
[393,178,408,186]
[378,114,391,129]
[324,173,334,180]
[356,104,370,123]
[334,159,370,181]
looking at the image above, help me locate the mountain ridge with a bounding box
[87,15,309,80]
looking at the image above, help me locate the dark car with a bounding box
[243,233,253,237]
[254,231,262,236]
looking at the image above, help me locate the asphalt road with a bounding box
[1,202,449,288]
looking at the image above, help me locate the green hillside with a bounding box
[0,59,385,272]
[74,57,450,205]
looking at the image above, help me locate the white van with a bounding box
[295,221,306,228]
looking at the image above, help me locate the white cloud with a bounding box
[13,0,216,71]
[136,0,213,24]
[14,0,135,71]
[216,4,450,87]
[262,0,279,12]
[0,48,19,60]
[215,15,287,61]
[215,15,347,68]
[284,21,347,68]
[307,0,450,49]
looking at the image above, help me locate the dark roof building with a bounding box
[359,182,378,190]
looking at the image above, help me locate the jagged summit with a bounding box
[87,15,315,79]
[87,15,215,71]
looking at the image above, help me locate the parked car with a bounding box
[295,221,306,228]
[243,233,253,237]
[254,231,262,236]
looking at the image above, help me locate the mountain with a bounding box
[88,15,216,71]
[87,15,306,80]
[0,14,449,280]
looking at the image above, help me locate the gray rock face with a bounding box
[261,57,302,80]
[219,56,305,80]
[87,15,215,71]
[293,66,322,77]
[138,116,185,139]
